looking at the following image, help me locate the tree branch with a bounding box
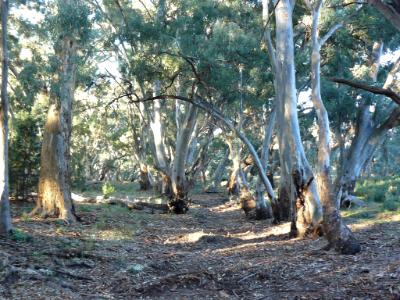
[319,23,343,46]
[368,0,400,31]
[329,77,400,106]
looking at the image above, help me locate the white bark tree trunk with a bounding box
[0,0,12,235]
[336,45,400,203]
[306,0,360,253]
[255,108,276,219]
[274,0,322,236]
[170,103,198,213]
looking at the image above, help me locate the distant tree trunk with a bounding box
[226,136,241,196]
[138,163,152,190]
[206,148,229,193]
[254,108,276,220]
[129,101,153,191]
[274,0,322,236]
[31,35,78,223]
[0,0,12,235]
[307,0,360,254]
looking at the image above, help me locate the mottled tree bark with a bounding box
[31,35,78,223]
[0,0,12,235]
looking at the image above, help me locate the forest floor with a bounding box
[1,189,399,299]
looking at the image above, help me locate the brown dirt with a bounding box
[1,193,399,299]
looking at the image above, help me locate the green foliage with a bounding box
[355,177,400,211]
[371,188,386,203]
[9,112,41,198]
[10,229,32,243]
[48,0,92,43]
[102,182,116,199]
[382,194,399,211]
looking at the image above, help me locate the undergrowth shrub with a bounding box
[382,194,399,211]
[102,182,116,199]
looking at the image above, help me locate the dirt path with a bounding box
[1,193,399,299]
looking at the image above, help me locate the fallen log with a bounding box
[72,194,169,212]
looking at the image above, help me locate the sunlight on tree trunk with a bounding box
[31,34,78,223]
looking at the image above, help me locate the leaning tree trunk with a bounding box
[274,0,322,236]
[31,35,78,223]
[307,0,360,254]
[0,0,12,235]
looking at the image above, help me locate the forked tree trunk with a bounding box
[335,45,400,203]
[0,0,12,235]
[31,35,78,223]
[307,0,360,254]
[274,0,322,236]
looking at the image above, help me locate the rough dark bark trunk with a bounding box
[138,163,152,190]
[0,0,12,235]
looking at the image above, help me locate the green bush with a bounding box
[102,182,116,199]
[10,229,32,243]
[370,187,386,203]
[382,193,399,211]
